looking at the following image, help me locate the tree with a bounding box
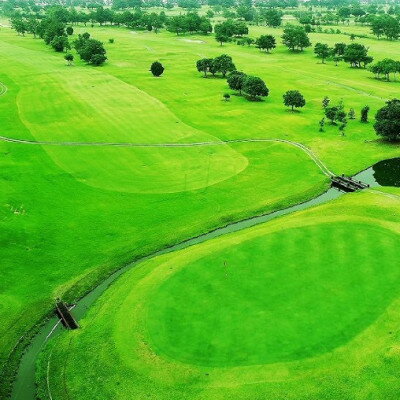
[50,35,70,52]
[325,106,339,125]
[348,108,355,119]
[371,15,400,40]
[322,96,330,109]
[262,9,282,28]
[336,100,346,123]
[319,117,325,132]
[42,19,66,45]
[242,76,269,100]
[333,42,346,56]
[370,58,398,81]
[150,61,164,76]
[227,71,247,94]
[212,54,236,77]
[26,17,39,38]
[90,54,107,66]
[283,90,306,111]
[255,35,276,53]
[64,53,74,66]
[374,99,400,141]
[371,15,385,39]
[360,105,370,123]
[223,93,230,101]
[66,26,74,35]
[314,42,331,63]
[282,25,311,52]
[339,118,347,136]
[196,58,213,77]
[11,17,27,36]
[343,43,373,68]
[215,32,229,46]
[75,38,107,65]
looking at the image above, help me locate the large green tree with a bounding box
[150,61,164,77]
[282,25,311,51]
[255,35,276,53]
[212,54,236,77]
[196,58,213,77]
[227,71,247,94]
[343,43,373,68]
[314,42,331,63]
[374,99,400,141]
[242,76,269,100]
[283,90,306,111]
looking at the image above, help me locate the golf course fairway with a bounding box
[0,9,399,400]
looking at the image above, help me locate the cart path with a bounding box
[0,135,334,177]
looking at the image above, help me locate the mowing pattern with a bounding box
[146,222,399,366]
[39,193,400,400]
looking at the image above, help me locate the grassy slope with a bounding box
[39,190,400,400]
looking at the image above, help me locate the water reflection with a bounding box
[373,158,400,187]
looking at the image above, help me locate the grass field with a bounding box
[37,190,400,400]
[0,15,399,398]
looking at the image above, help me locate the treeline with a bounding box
[370,58,400,81]
[292,5,400,41]
[196,54,270,100]
[166,13,212,35]
[6,5,216,34]
[10,13,107,65]
[313,42,373,68]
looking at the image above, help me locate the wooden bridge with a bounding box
[55,300,79,329]
[331,175,369,192]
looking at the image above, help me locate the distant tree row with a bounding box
[166,13,212,35]
[313,42,373,68]
[227,71,269,100]
[214,19,248,45]
[196,54,269,101]
[217,25,311,53]
[370,59,400,81]
[370,15,400,40]
[196,54,236,78]
[73,32,107,65]
[10,15,107,66]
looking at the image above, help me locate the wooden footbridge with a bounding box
[331,175,369,192]
[55,299,79,329]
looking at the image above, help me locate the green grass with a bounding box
[38,191,400,400]
[0,17,399,398]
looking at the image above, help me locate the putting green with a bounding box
[39,191,400,400]
[146,221,398,366]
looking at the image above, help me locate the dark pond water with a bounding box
[356,157,400,188]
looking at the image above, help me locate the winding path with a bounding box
[0,135,334,177]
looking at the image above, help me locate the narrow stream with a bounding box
[10,158,400,400]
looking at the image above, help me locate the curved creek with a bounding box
[10,157,400,400]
